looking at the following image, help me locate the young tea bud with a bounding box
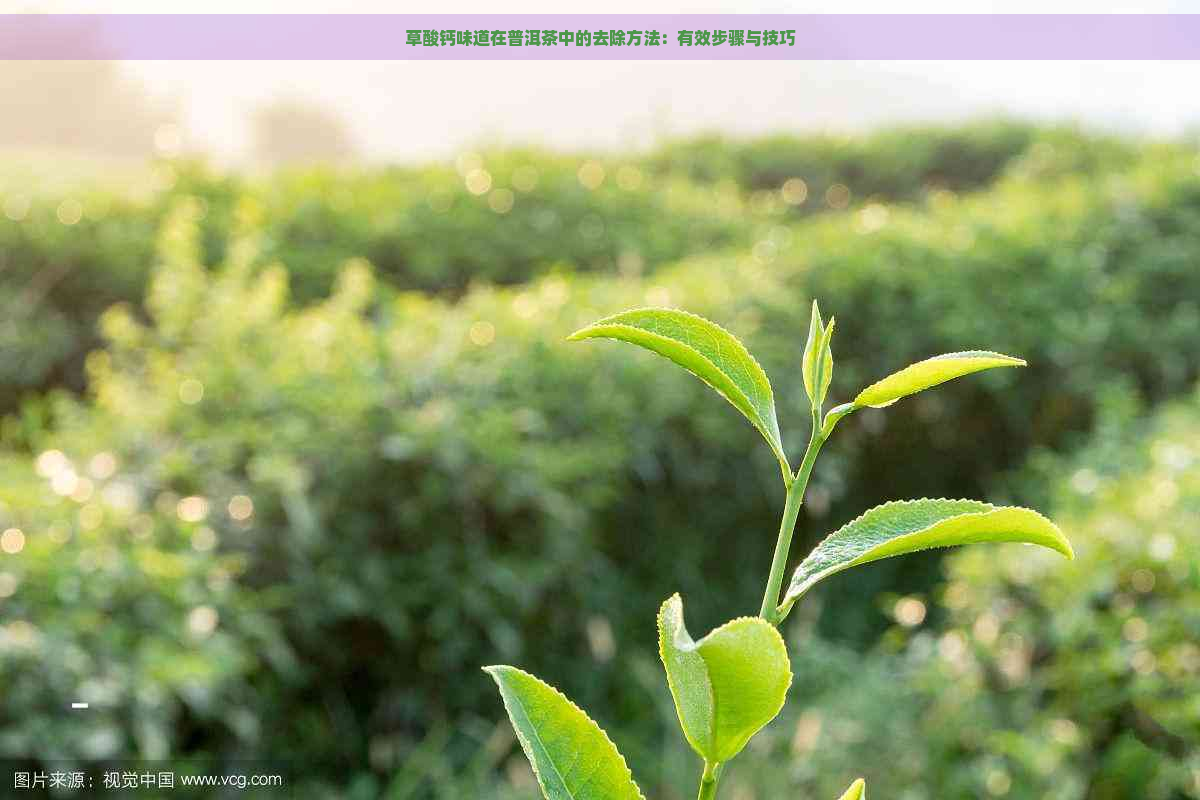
[803,300,835,411]
[816,317,835,407]
[801,300,825,408]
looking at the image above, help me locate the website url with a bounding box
[178,773,285,789]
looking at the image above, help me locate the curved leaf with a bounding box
[837,779,867,800]
[780,499,1072,614]
[853,350,1026,409]
[484,665,645,800]
[821,401,857,438]
[814,317,836,408]
[569,308,789,475]
[658,594,791,764]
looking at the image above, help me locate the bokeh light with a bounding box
[1,528,26,555]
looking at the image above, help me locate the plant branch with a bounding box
[758,409,825,624]
[707,400,831,798]
[696,760,720,800]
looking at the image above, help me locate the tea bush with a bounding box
[895,389,1200,798]
[2,208,677,795]
[0,122,1142,413]
[722,390,1200,800]
[602,381,1200,800]
[0,151,746,413]
[2,144,1200,795]
[644,120,1137,202]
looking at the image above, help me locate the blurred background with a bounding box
[2,3,1200,799]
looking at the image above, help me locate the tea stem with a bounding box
[697,760,721,800]
[758,410,825,624]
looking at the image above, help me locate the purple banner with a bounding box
[2,14,1199,60]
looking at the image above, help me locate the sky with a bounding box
[6,0,1200,163]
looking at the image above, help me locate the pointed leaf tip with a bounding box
[817,317,836,404]
[658,594,792,764]
[837,779,867,800]
[780,499,1071,614]
[487,665,645,800]
[854,350,1026,409]
[570,308,789,476]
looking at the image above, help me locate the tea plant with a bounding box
[485,303,1073,799]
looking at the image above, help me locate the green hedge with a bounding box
[644,120,1137,202]
[898,388,1200,798]
[0,122,1138,414]
[249,152,751,298]
[2,144,1199,796]
[0,152,747,413]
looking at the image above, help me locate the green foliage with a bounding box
[484,666,645,800]
[801,301,835,410]
[657,595,791,764]
[644,120,1042,195]
[0,182,159,402]
[717,392,1200,800]
[250,152,748,298]
[2,125,1197,796]
[0,151,746,413]
[852,351,1025,409]
[569,308,789,479]
[0,121,1145,414]
[0,449,259,763]
[644,120,1137,203]
[776,145,1200,638]
[780,500,1071,615]
[892,391,1200,797]
[510,290,1061,798]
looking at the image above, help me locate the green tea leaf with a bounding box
[836,779,867,800]
[816,318,835,407]
[657,594,791,764]
[821,401,857,438]
[801,301,824,405]
[853,351,1026,409]
[484,665,645,800]
[569,308,789,476]
[802,302,835,409]
[780,499,1072,614]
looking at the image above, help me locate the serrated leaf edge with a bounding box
[657,595,793,763]
[568,307,788,472]
[854,350,1026,408]
[700,614,792,763]
[657,594,716,757]
[781,498,1073,612]
[484,665,647,800]
[701,615,793,745]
